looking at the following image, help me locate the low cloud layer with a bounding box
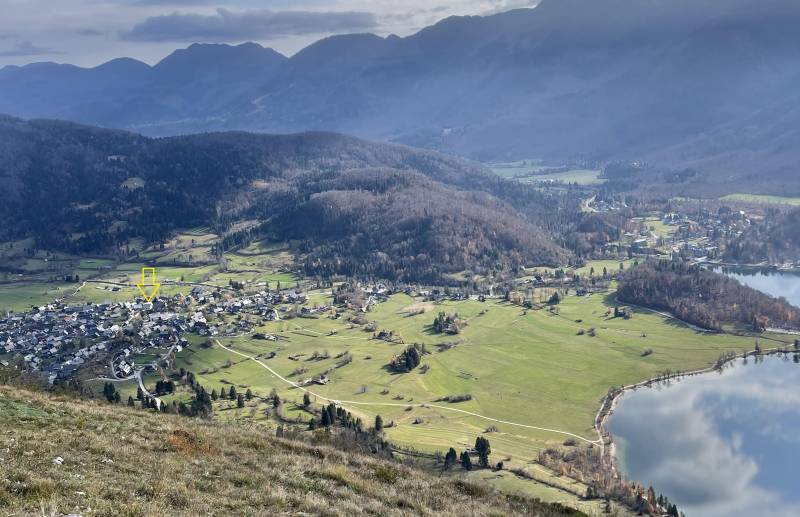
[123,8,378,42]
[0,41,64,57]
[0,0,537,66]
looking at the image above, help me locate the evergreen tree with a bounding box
[127,396,135,407]
[444,448,457,470]
[228,386,237,400]
[237,394,245,408]
[374,414,384,432]
[326,403,336,426]
[303,392,312,407]
[475,436,491,468]
[460,451,472,471]
[321,408,332,427]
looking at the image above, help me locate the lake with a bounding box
[715,267,800,307]
[609,269,800,516]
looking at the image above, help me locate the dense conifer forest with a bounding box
[618,260,800,331]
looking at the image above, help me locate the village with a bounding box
[0,283,320,385]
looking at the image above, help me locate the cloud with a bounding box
[122,8,379,42]
[0,41,64,57]
[611,358,800,517]
[77,28,103,37]
[133,0,216,5]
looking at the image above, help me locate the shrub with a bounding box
[437,394,473,403]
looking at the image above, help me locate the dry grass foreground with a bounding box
[0,386,585,517]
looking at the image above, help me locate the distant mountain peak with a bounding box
[155,42,286,69]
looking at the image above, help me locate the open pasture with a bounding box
[176,288,773,475]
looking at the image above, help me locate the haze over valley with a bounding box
[2,2,800,516]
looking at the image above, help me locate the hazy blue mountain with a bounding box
[1,0,798,190]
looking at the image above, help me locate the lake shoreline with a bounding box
[595,342,798,476]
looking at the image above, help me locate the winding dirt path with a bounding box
[214,339,601,446]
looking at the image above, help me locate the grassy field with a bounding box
[527,169,604,186]
[0,282,79,312]
[175,285,776,485]
[720,193,800,206]
[489,162,604,186]
[1,385,586,517]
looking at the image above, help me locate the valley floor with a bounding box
[1,235,789,516]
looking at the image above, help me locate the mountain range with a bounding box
[1,0,799,194]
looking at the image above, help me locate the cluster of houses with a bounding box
[0,283,321,384]
[663,208,756,262]
[0,298,197,383]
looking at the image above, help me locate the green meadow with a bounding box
[176,286,776,477]
[490,162,604,186]
[720,193,800,206]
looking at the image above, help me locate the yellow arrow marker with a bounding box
[136,267,161,302]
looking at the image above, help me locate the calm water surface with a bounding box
[715,267,800,307]
[609,270,800,516]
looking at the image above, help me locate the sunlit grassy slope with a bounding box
[0,385,585,517]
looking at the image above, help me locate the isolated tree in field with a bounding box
[219,385,226,399]
[246,388,253,400]
[303,392,311,407]
[374,414,384,432]
[460,451,472,471]
[444,448,458,470]
[475,436,492,468]
[228,386,237,400]
[237,394,245,408]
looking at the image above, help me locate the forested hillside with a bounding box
[0,116,569,282]
[724,209,800,265]
[618,260,800,331]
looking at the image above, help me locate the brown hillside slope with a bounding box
[0,386,584,517]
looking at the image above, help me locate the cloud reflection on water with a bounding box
[610,356,800,516]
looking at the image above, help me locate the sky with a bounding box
[0,0,537,67]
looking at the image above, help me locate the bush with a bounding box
[373,466,400,484]
[436,394,473,403]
